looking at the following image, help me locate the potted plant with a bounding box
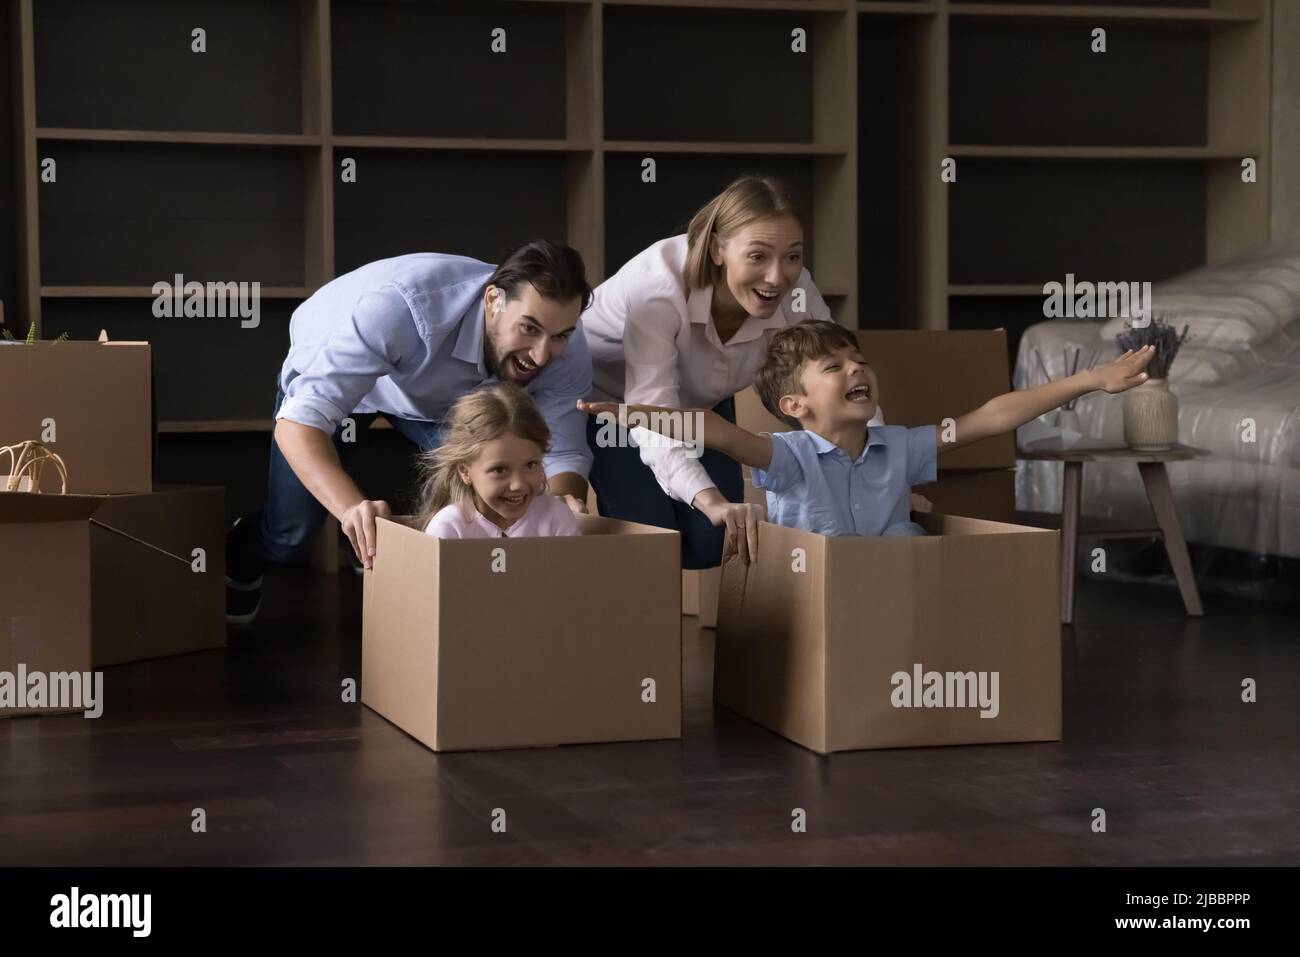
[1116,317,1190,451]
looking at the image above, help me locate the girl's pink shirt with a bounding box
[424,493,582,539]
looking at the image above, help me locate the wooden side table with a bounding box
[1017,445,1206,624]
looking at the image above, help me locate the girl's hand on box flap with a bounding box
[341,498,392,570]
[1093,345,1155,394]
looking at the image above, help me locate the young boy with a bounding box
[579,320,1155,560]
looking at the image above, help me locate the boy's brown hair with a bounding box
[754,320,861,429]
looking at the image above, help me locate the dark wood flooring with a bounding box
[2,566,1297,866]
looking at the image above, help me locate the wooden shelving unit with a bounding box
[947,145,1259,160]
[2,0,1275,436]
[943,0,1272,358]
[947,3,1261,24]
[35,129,324,146]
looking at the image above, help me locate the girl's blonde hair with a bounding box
[684,175,805,290]
[413,383,552,530]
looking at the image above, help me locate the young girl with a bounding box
[416,383,582,539]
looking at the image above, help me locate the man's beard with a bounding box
[483,325,501,377]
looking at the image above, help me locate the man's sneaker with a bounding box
[226,574,263,625]
[225,516,265,625]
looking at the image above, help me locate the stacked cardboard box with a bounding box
[0,340,225,719]
[0,341,153,493]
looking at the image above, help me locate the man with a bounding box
[226,240,593,624]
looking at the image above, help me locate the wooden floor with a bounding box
[2,566,1297,866]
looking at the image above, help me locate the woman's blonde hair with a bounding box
[413,382,552,530]
[684,175,805,290]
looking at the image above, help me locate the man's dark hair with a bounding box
[487,239,593,312]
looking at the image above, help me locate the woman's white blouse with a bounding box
[584,234,833,506]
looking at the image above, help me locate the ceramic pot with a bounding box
[1123,378,1179,451]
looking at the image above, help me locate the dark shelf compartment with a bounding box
[859,16,929,329]
[948,159,1207,285]
[331,0,568,140]
[603,153,815,280]
[950,19,1209,147]
[947,295,1062,371]
[38,141,307,287]
[159,428,424,527]
[604,7,814,144]
[333,150,569,274]
[40,299,297,423]
[34,0,303,134]
[0,7,17,327]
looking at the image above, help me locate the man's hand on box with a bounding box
[909,492,933,513]
[341,498,392,570]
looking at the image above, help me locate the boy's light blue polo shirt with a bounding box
[751,425,938,537]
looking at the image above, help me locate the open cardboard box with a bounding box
[715,513,1061,753]
[0,340,153,494]
[362,513,683,751]
[709,328,1020,624]
[0,484,226,719]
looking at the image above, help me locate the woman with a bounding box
[584,175,849,566]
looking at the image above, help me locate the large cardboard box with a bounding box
[0,484,226,719]
[0,341,153,494]
[715,513,1061,753]
[363,514,683,751]
[852,329,1015,471]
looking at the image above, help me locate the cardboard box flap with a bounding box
[89,520,219,666]
[0,492,107,524]
[714,524,830,753]
[364,519,445,746]
[577,514,679,537]
[92,485,224,562]
[912,511,1052,539]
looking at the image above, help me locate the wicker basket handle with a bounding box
[1,440,69,494]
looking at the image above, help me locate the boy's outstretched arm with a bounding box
[577,400,775,471]
[939,345,1155,454]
